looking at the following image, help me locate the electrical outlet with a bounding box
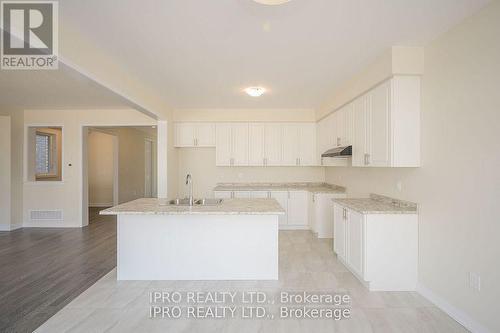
[468,272,481,292]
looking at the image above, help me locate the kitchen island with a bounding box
[101,198,284,281]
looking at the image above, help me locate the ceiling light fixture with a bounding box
[245,87,266,97]
[253,0,291,5]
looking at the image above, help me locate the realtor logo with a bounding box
[1,1,58,69]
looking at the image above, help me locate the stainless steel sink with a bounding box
[165,198,223,206]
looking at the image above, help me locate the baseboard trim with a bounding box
[0,223,23,231]
[22,222,83,228]
[89,203,113,208]
[416,283,490,333]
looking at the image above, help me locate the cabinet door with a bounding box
[175,123,196,147]
[368,81,391,167]
[287,191,309,226]
[333,204,346,260]
[315,194,335,238]
[233,191,251,198]
[214,191,232,199]
[326,113,338,148]
[298,123,317,166]
[251,191,269,198]
[270,191,288,226]
[248,123,265,166]
[264,123,283,166]
[215,123,232,166]
[231,123,249,166]
[352,95,369,167]
[282,124,300,166]
[337,104,353,146]
[347,209,364,278]
[196,123,215,147]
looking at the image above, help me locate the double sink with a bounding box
[165,198,223,206]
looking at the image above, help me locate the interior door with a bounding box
[347,209,364,278]
[195,123,215,147]
[231,123,249,166]
[333,204,346,260]
[270,191,288,226]
[215,123,232,166]
[264,123,283,166]
[369,81,391,166]
[248,123,265,166]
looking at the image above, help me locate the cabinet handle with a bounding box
[288,191,290,199]
[364,153,370,166]
[230,158,234,166]
[298,158,301,166]
[312,194,315,202]
[268,191,271,198]
[337,137,340,146]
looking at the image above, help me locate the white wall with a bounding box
[325,2,500,331]
[0,116,11,230]
[88,131,115,206]
[23,109,156,227]
[174,108,316,122]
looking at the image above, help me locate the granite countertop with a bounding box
[100,198,286,216]
[332,194,418,215]
[213,182,346,194]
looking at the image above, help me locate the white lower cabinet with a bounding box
[213,190,309,229]
[286,191,309,228]
[270,191,288,227]
[333,203,418,291]
[309,193,347,238]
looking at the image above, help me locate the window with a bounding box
[27,127,62,181]
[35,132,56,176]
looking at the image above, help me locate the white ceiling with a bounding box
[0,63,135,111]
[7,0,491,111]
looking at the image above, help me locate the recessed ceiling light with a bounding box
[245,87,266,97]
[253,0,291,5]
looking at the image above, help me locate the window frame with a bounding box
[24,124,64,184]
[35,131,58,179]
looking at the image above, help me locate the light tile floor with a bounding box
[36,231,468,333]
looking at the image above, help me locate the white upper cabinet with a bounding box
[264,123,283,166]
[196,123,216,147]
[282,123,317,166]
[352,76,421,167]
[215,123,232,166]
[248,123,265,166]
[231,123,249,166]
[174,122,215,147]
[336,103,353,147]
[215,123,249,166]
[298,123,317,166]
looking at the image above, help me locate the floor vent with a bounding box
[30,210,63,221]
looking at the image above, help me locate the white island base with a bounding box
[116,214,279,280]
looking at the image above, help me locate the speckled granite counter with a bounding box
[333,194,418,214]
[100,198,285,216]
[213,182,346,194]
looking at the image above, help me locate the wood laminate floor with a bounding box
[0,209,116,333]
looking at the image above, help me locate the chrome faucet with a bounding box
[186,173,194,206]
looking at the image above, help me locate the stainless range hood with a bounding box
[321,146,352,158]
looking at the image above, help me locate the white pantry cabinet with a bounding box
[333,203,418,291]
[174,122,215,147]
[352,76,421,167]
[216,123,249,166]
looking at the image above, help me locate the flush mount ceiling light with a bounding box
[245,87,266,97]
[253,0,291,5]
